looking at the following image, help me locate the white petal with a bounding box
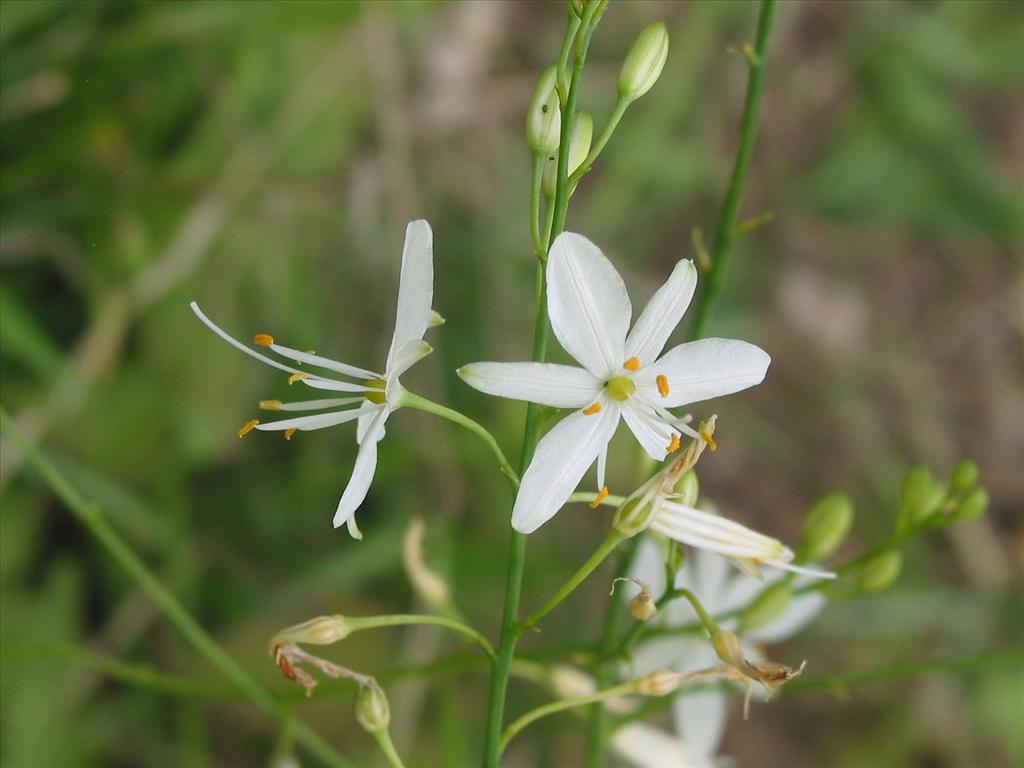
[458,362,602,409]
[190,302,300,376]
[268,343,377,379]
[639,339,771,408]
[332,409,388,531]
[610,723,690,768]
[546,232,631,379]
[624,259,697,366]
[387,220,434,369]
[388,339,432,381]
[254,402,378,432]
[749,590,827,644]
[621,400,673,461]
[356,410,380,444]
[672,684,728,763]
[629,536,669,599]
[511,400,620,534]
[596,442,608,490]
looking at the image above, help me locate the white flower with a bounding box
[629,539,828,766]
[190,219,437,538]
[459,232,770,534]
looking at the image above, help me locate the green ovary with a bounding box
[606,375,636,402]
[364,378,387,405]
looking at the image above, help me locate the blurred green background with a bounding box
[1,1,1021,766]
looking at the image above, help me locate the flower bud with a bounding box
[526,65,561,155]
[629,593,657,621]
[355,681,391,734]
[800,493,853,562]
[948,460,979,494]
[857,550,902,593]
[618,22,669,103]
[633,669,682,696]
[739,583,792,632]
[897,466,945,533]
[711,629,745,669]
[952,488,988,522]
[268,616,351,656]
[673,469,699,508]
[543,111,593,198]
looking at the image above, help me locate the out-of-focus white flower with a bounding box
[191,220,437,538]
[629,538,828,766]
[459,232,770,534]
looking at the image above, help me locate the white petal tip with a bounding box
[427,310,445,327]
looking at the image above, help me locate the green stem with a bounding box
[530,153,546,258]
[568,95,629,186]
[519,531,625,633]
[689,0,777,340]
[482,8,601,766]
[347,614,495,659]
[371,730,407,768]
[0,407,351,768]
[400,391,519,487]
[501,679,639,752]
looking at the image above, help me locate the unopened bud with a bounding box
[897,466,945,533]
[355,681,391,734]
[612,497,656,538]
[619,22,669,102]
[857,550,902,593]
[711,629,745,669]
[952,488,988,522]
[666,540,686,575]
[543,111,593,198]
[739,583,792,632]
[633,669,682,696]
[526,65,561,155]
[269,616,351,656]
[800,493,853,562]
[673,469,699,508]
[949,461,979,494]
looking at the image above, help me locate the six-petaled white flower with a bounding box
[459,232,771,534]
[191,219,437,539]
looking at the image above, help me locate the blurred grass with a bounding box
[1,1,1022,767]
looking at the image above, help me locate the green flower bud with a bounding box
[673,469,699,508]
[857,550,902,593]
[800,493,853,562]
[526,65,561,155]
[666,539,686,575]
[949,461,979,494]
[618,22,669,103]
[542,111,593,198]
[355,681,391,734]
[952,488,988,522]
[897,466,945,533]
[739,583,793,632]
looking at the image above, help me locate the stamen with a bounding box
[582,402,602,415]
[624,356,641,372]
[253,333,274,347]
[656,374,670,398]
[288,372,308,385]
[666,433,681,453]
[589,486,610,509]
[699,425,718,451]
[238,419,259,437]
[285,428,297,441]
[260,400,284,411]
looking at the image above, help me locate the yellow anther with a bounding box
[656,374,670,398]
[624,356,641,372]
[287,372,307,385]
[253,333,274,347]
[666,433,681,453]
[284,428,297,441]
[238,419,259,437]
[582,402,602,415]
[699,426,718,451]
[260,399,283,411]
[589,486,610,509]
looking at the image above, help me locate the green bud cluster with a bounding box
[896,461,988,533]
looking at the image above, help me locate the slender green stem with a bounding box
[519,531,625,633]
[501,679,639,751]
[482,8,601,766]
[0,407,351,768]
[530,153,546,258]
[556,15,582,101]
[689,0,777,340]
[347,614,495,659]
[568,96,629,186]
[371,730,407,768]
[401,391,519,487]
